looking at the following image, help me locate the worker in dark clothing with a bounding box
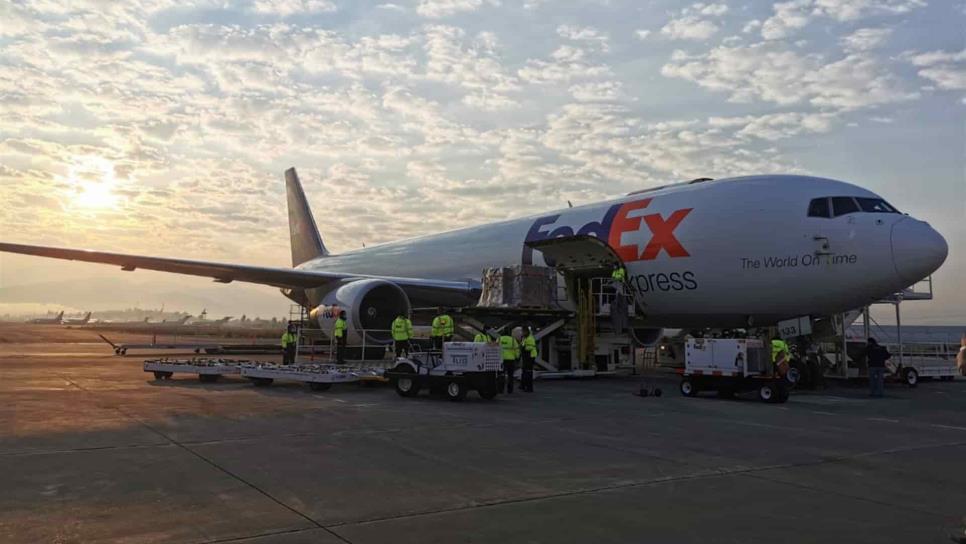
[499,333,520,394]
[333,310,348,364]
[521,325,537,392]
[866,337,891,397]
[281,323,298,365]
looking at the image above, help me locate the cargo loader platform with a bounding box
[143,358,385,390]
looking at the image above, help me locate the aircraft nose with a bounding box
[891,218,948,285]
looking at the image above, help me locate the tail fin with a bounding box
[285,168,328,266]
[83,312,91,323]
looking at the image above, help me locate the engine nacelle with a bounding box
[630,327,664,346]
[311,279,411,345]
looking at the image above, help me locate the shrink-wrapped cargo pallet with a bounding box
[478,265,555,308]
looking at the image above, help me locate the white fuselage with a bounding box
[297,175,947,328]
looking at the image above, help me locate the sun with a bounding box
[67,156,121,210]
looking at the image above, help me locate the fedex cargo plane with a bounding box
[0,169,947,345]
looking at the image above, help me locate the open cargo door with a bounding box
[526,235,646,365]
[525,234,622,277]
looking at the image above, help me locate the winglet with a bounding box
[285,168,329,266]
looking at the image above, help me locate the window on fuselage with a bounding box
[831,196,860,217]
[855,197,900,214]
[807,198,831,218]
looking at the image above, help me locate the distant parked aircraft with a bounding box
[63,311,92,325]
[28,311,64,325]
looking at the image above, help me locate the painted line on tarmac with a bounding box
[866,417,900,423]
[810,410,836,416]
[930,423,966,432]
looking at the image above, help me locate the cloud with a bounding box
[251,0,337,15]
[660,3,729,41]
[416,0,499,18]
[661,17,719,41]
[635,29,651,40]
[662,42,918,110]
[557,24,610,52]
[841,27,892,52]
[904,48,966,91]
[761,0,924,40]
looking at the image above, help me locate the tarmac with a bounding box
[1,326,965,543]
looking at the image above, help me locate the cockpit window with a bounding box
[809,196,900,218]
[855,197,899,214]
[831,197,860,217]
[807,198,830,218]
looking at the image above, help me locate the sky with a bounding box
[0,0,963,323]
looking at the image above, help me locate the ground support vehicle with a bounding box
[679,338,789,403]
[143,358,245,382]
[386,342,503,401]
[887,356,960,387]
[240,363,383,390]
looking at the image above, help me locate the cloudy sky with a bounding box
[0,0,963,323]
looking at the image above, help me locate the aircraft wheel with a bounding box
[903,368,919,388]
[199,374,219,383]
[309,382,332,392]
[653,388,662,397]
[153,371,165,380]
[251,377,273,387]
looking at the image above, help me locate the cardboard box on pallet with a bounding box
[478,265,555,308]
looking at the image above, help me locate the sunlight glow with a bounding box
[66,156,121,209]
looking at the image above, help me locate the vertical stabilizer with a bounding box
[285,168,329,266]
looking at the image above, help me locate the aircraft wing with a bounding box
[0,242,476,293]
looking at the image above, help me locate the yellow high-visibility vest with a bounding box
[474,333,488,343]
[432,314,454,336]
[333,318,347,339]
[499,335,519,361]
[771,339,790,363]
[612,267,627,281]
[281,332,298,347]
[391,317,411,341]
[522,334,537,358]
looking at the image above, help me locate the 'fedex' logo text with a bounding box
[523,198,693,265]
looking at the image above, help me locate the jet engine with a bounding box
[631,327,664,346]
[311,279,411,344]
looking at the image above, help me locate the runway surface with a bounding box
[1,325,964,543]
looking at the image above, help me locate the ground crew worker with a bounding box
[431,308,454,351]
[391,312,413,358]
[521,325,538,393]
[333,310,348,364]
[611,263,627,282]
[281,323,298,365]
[474,331,489,343]
[499,332,520,394]
[611,263,627,294]
[865,337,891,398]
[771,335,791,372]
